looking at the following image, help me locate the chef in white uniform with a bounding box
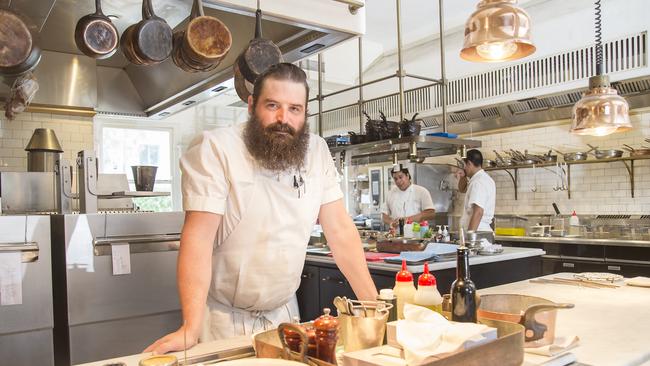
[145,63,377,354]
[457,149,496,231]
[381,165,435,227]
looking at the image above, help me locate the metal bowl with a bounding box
[563,152,588,161]
[594,149,624,159]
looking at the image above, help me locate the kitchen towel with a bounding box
[385,243,459,263]
[396,304,495,365]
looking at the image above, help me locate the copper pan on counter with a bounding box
[477,294,574,348]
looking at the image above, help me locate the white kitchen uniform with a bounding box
[459,169,496,232]
[180,124,343,340]
[382,184,434,219]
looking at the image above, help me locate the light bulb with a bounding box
[476,41,518,61]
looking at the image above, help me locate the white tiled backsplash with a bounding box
[0,112,94,171]
[450,111,650,216]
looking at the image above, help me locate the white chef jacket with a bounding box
[180,124,343,340]
[382,184,434,219]
[460,169,496,232]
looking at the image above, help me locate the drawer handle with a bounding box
[321,276,345,285]
[301,273,314,279]
[562,262,575,268]
[607,265,621,271]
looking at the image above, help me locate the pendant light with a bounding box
[570,0,632,136]
[460,0,535,62]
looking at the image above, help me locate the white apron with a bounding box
[200,166,323,341]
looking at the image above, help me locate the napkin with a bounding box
[525,336,580,356]
[396,304,494,365]
[523,351,577,366]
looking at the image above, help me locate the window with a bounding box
[100,126,173,212]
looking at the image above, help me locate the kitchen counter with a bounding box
[496,235,650,248]
[306,246,545,273]
[481,274,650,366]
[75,336,252,366]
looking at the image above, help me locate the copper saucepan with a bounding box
[477,294,574,348]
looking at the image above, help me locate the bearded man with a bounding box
[145,63,378,354]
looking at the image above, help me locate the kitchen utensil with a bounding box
[0,8,41,77]
[122,0,173,65]
[552,202,561,215]
[530,164,538,192]
[333,296,349,315]
[557,276,619,288]
[477,294,574,348]
[236,4,283,85]
[182,0,231,65]
[233,60,254,102]
[623,144,650,157]
[25,128,63,172]
[131,165,157,191]
[347,131,366,144]
[399,113,421,137]
[530,278,602,289]
[588,144,624,159]
[484,159,497,168]
[75,0,119,59]
[0,7,32,68]
[338,301,391,352]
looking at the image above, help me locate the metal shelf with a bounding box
[330,135,481,166]
[485,155,650,200]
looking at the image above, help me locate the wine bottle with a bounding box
[450,246,477,322]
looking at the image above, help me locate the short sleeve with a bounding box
[318,139,344,205]
[180,132,230,214]
[467,181,489,210]
[419,186,435,211]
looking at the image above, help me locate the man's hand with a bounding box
[390,218,401,228]
[143,324,199,355]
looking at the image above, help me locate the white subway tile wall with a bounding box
[0,112,94,171]
[448,111,650,216]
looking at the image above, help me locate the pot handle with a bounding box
[277,323,309,364]
[522,303,574,342]
[190,0,205,18]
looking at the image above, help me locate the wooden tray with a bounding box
[375,239,428,253]
[253,325,336,366]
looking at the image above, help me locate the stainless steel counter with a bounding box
[306,247,545,273]
[495,235,650,248]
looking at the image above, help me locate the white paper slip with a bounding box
[0,251,23,305]
[111,243,131,275]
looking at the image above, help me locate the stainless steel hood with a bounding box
[0,0,361,118]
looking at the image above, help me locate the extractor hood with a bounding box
[0,0,364,118]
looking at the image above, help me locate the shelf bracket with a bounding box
[621,160,634,198]
[493,168,518,200]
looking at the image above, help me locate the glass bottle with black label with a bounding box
[450,246,477,322]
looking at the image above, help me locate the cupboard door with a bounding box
[319,268,355,316]
[296,265,320,322]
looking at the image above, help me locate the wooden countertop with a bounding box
[480,273,650,366]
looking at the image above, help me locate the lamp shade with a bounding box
[461,0,535,62]
[570,75,632,136]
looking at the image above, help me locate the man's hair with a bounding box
[464,149,483,167]
[391,167,411,179]
[252,63,310,108]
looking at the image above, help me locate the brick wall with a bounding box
[447,111,650,216]
[0,112,94,171]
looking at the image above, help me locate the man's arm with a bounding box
[382,213,397,227]
[144,211,221,354]
[407,209,436,223]
[319,199,378,301]
[468,204,484,231]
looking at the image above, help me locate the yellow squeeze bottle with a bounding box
[393,259,416,319]
[413,262,443,314]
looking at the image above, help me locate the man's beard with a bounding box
[243,113,310,172]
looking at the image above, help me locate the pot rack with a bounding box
[485,155,650,200]
[315,0,480,171]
